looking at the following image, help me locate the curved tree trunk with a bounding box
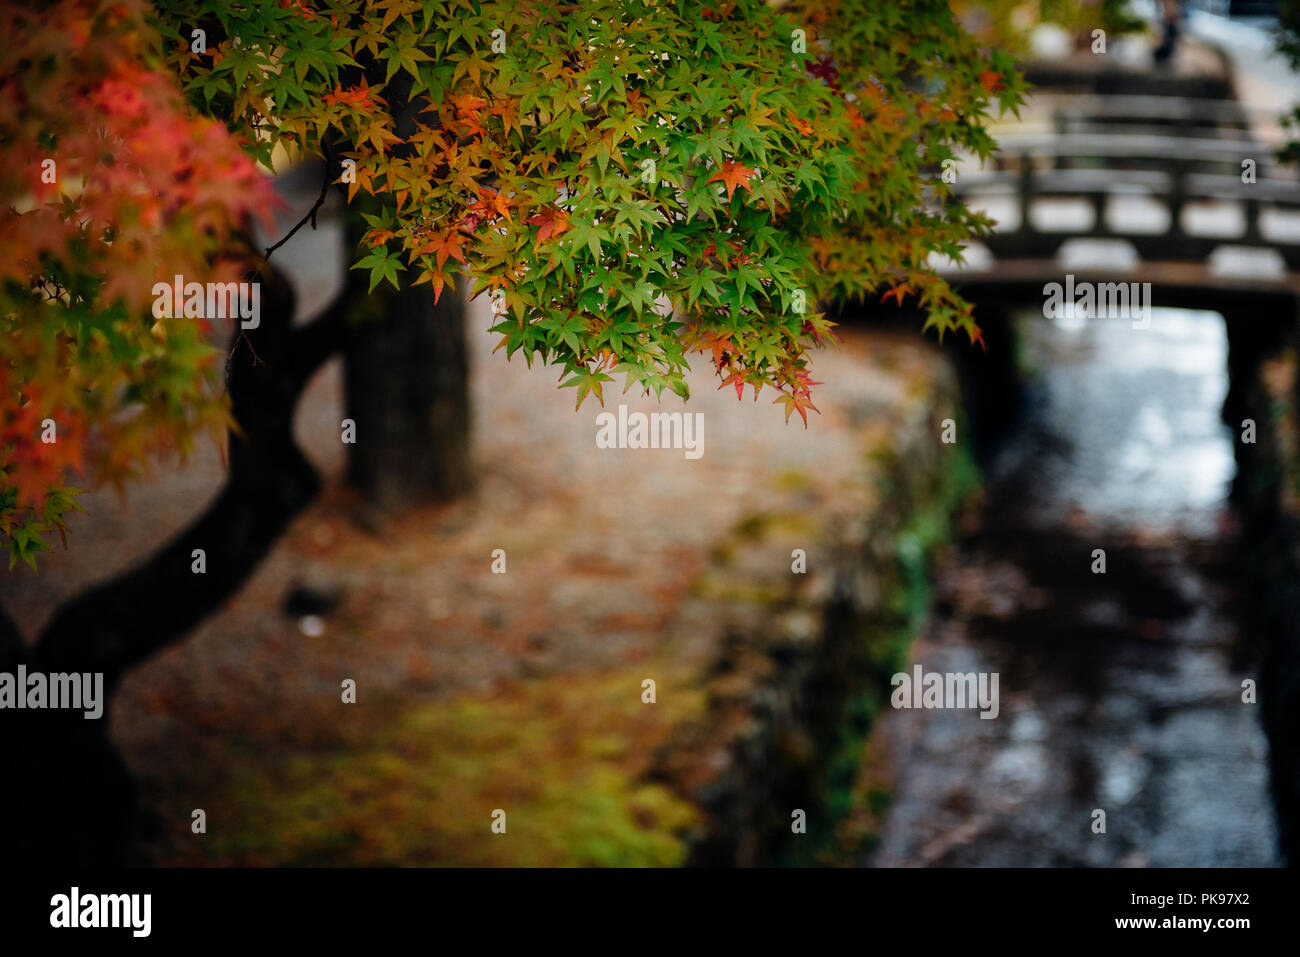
[1,262,350,865]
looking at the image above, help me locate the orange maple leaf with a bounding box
[692,328,735,371]
[323,81,382,115]
[774,390,820,427]
[413,270,450,304]
[707,160,755,201]
[719,371,748,401]
[417,230,468,271]
[483,188,512,222]
[979,70,1004,93]
[447,91,489,116]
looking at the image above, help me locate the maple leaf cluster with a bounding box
[0,0,278,568]
[154,0,1021,423]
[2,0,1027,567]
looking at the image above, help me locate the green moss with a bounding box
[778,428,981,866]
[774,468,814,493]
[728,512,816,540]
[201,667,705,867]
[691,568,795,607]
[733,513,773,539]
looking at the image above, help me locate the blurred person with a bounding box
[1154,0,1185,66]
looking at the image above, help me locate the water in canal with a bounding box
[868,307,1282,867]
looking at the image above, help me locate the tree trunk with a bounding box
[2,262,348,865]
[344,275,473,513]
[337,62,475,516]
[0,607,138,865]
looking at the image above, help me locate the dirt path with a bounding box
[0,176,955,860]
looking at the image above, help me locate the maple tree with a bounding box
[2,0,1023,863]
[155,0,1022,426]
[2,0,1024,567]
[1,0,278,570]
[1278,1,1300,167]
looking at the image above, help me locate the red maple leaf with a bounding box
[527,206,571,243]
[1,388,83,509]
[706,160,755,201]
[790,367,823,394]
[806,56,841,90]
[279,0,317,19]
[801,317,842,347]
[881,282,913,307]
[701,1,735,21]
[91,66,148,117]
[979,70,1004,93]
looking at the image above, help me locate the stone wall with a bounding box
[650,342,978,866]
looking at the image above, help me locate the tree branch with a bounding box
[33,266,323,689]
[263,155,333,262]
[289,285,355,387]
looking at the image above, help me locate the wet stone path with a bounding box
[868,308,1281,867]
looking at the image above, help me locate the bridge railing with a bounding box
[951,130,1300,265]
[1037,94,1259,140]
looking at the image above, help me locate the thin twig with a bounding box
[263,157,333,262]
[225,327,264,380]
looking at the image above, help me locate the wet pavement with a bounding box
[869,307,1282,866]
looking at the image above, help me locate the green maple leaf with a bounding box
[351,246,407,292]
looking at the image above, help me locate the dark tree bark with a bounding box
[0,262,351,865]
[341,69,475,514]
[344,276,473,512]
[0,600,138,865]
[0,38,474,865]
[37,270,318,686]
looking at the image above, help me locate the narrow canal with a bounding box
[868,307,1281,866]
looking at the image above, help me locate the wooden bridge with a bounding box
[941,74,1300,307]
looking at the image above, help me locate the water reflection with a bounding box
[1011,307,1235,538]
[869,308,1280,867]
